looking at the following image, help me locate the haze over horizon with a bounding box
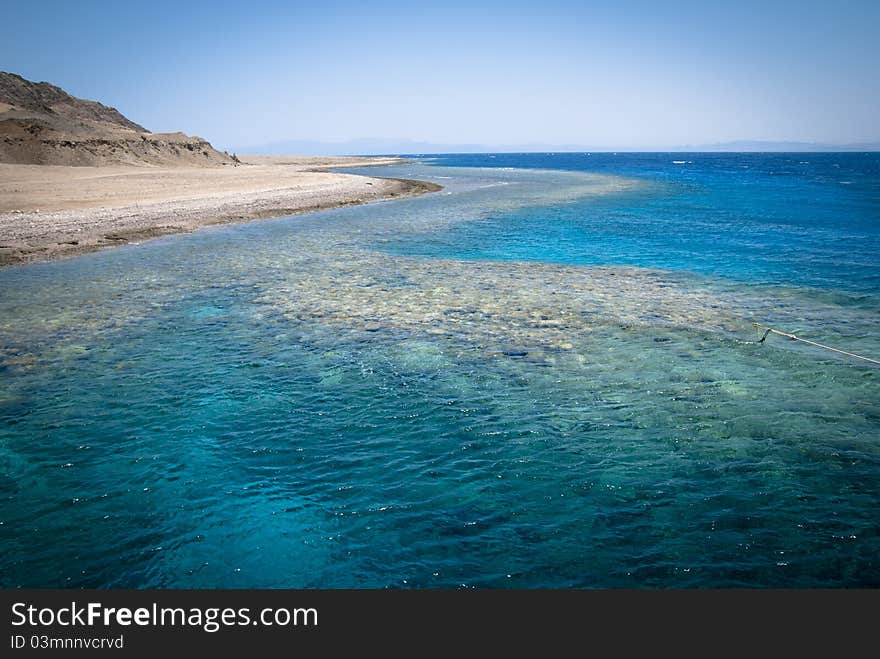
[3,0,878,154]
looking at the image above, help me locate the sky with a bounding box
[2,0,879,152]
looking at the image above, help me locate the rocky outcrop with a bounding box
[0,72,237,166]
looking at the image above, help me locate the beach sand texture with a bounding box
[0,155,441,266]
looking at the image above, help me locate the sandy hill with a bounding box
[0,72,237,166]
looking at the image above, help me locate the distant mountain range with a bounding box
[674,140,880,152]
[235,138,490,156]
[234,138,880,156]
[0,72,236,166]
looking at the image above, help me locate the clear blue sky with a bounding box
[3,0,878,151]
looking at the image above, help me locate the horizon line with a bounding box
[230,139,880,155]
[234,147,880,155]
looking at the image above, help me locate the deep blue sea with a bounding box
[1,153,878,588]
[389,153,880,292]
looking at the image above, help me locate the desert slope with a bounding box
[0,72,236,166]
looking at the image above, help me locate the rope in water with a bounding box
[752,323,880,366]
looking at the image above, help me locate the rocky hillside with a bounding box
[0,72,237,166]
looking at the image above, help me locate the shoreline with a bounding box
[0,156,442,267]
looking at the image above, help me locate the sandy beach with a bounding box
[0,155,441,266]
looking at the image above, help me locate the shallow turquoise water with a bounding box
[1,155,878,588]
